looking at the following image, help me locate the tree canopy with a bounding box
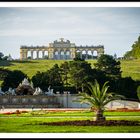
[124,36,140,59]
[94,54,121,79]
[1,70,28,91]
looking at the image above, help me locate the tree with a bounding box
[60,61,70,86]
[1,70,28,91]
[31,71,49,91]
[124,36,140,59]
[0,52,4,60]
[69,59,93,92]
[73,52,85,61]
[47,64,63,89]
[0,68,10,80]
[137,86,140,101]
[112,77,138,100]
[74,80,124,121]
[94,54,121,79]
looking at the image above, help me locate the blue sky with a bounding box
[0,7,140,59]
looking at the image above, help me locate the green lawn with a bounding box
[0,110,140,132]
[0,117,140,133]
[0,110,140,117]
[0,59,140,80]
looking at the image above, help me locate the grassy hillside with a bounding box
[0,59,140,81]
[120,59,140,81]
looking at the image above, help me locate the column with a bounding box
[31,51,33,59]
[24,51,28,60]
[91,51,94,59]
[85,51,88,59]
[57,52,59,60]
[20,49,23,60]
[42,51,45,59]
[64,51,66,60]
[36,51,39,59]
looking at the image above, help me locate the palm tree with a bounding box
[74,80,124,121]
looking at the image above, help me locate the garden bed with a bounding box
[37,120,140,126]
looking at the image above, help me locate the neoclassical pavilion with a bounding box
[20,38,104,60]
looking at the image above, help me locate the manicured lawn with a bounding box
[0,117,140,133]
[1,110,140,117]
[0,110,140,133]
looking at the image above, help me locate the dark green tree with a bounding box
[94,54,121,79]
[0,68,10,80]
[47,64,63,88]
[60,61,70,86]
[31,71,49,91]
[0,52,4,60]
[1,70,28,91]
[73,52,85,61]
[112,77,138,100]
[69,59,93,92]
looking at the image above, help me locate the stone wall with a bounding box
[0,94,139,109]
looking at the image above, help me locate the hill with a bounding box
[0,59,140,81]
[124,36,140,59]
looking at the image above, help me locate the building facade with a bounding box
[20,38,104,60]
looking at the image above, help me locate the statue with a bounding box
[7,87,13,95]
[11,89,16,95]
[45,86,54,96]
[0,87,4,95]
[21,78,30,86]
[33,87,43,95]
[16,78,34,95]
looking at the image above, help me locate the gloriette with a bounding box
[20,38,104,60]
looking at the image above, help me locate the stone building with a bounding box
[20,38,104,60]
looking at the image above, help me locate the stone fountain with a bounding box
[16,78,35,95]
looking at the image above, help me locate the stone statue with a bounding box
[11,89,16,95]
[16,78,34,95]
[8,87,13,94]
[21,78,30,86]
[33,87,43,95]
[45,86,54,96]
[0,87,4,95]
[48,86,51,93]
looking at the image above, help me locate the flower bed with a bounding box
[2,110,28,115]
[37,120,140,126]
[108,108,140,112]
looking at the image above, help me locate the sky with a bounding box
[0,7,140,59]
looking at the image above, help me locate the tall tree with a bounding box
[31,71,49,91]
[94,54,121,79]
[60,61,70,86]
[0,52,4,60]
[47,64,63,88]
[1,70,28,91]
[69,59,93,92]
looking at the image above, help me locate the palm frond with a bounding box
[72,79,126,111]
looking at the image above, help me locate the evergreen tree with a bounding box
[1,70,28,91]
[94,54,121,79]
